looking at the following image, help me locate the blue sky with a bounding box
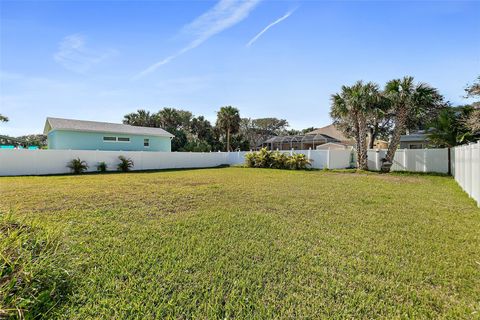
[1,0,479,136]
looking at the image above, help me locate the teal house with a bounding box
[44,117,174,151]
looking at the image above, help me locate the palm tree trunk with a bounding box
[368,124,377,149]
[353,114,362,169]
[358,114,368,170]
[382,106,407,173]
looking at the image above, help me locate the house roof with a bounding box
[263,133,339,144]
[400,133,428,142]
[306,124,353,143]
[315,142,351,149]
[44,117,174,138]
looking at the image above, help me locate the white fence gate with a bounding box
[453,142,480,207]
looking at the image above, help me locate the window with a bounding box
[409,143,423,149]
[103,136,130,143]
[144,138,150,147]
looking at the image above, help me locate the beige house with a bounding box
[316,142,351,150]
[260,124,356,151]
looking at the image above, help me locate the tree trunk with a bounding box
[382,106,407,173]
[368,124,377,149]
[226,128,230,152]
[353,114,362,169]
[358,114,368,170]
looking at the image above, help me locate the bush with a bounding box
[97,162,107,172]
[244,148,311,170]
[271,151,289,169]
[255,148,274,168]
[245,152,256,167]
[66,158,88,174]
[287,153,311,170]
[117,156,134,172]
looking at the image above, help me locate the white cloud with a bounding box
[246,9,296,47]
[54,34,116,73]
[134,0,261,79]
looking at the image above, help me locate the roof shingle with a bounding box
[44,117,174,137]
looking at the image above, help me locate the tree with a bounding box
[216,106,241,151]
[0,114,8,123]
[428,107,467,148]
[16,134,48,148]
[381,76,444,172]
[464,76,480,136]
[330,81,381,170]
[240,117,289,149]
[191,116,214,141]
[365,96,392,149]
[464,109,480,134]
[123,109,156,127]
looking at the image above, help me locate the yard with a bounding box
[1,167,479,318]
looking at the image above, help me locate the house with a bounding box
[373,140,389,149]
[306,124,355,146]
[44,117,174,151]
[258,124,355,151]
[399,131,428,149]
[315,142,352,150]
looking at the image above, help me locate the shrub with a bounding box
[117,156,134,172]
[255,148,274,168]
[245,152,256,167]
[97,162,107,172]
[271,151,289,169]
[66,158,88,174]
[287,153,311,170]
[244,149,311,170]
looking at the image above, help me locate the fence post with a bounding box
[423,149,427,173]
[327,149,331,169]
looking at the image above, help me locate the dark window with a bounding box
[103,136,116,142]
[117,137,130,142]
[409,143,423,149]
[144,139,150,147]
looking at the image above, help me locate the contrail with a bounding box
[133,0,261,80]
[246,9,296,47]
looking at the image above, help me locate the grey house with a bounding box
[399,131,429,149]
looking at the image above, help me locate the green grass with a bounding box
[1,167,479,319]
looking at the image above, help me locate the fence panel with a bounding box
[367,148,449,173]
[0,148,354,176]
[453,142,480,207]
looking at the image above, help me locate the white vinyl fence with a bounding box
[0,149,353,176]
[281,149,352,170]
[452,142,480,207]
[367,148,449,173]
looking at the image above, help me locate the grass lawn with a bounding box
[1,167,479,319]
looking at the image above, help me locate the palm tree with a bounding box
[123,109,155,127]
[330,81,380,170]
[0,114,8,123]
[382,76,444,172]
[216,106,241,152]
